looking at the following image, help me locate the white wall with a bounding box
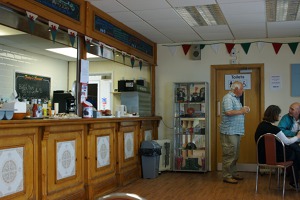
[0,44,69,101]
[155,38,300,141]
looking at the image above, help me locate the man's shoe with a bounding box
[232,175,244,180]
[223,178,238,184]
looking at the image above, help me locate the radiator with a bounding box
[153,139,171,171]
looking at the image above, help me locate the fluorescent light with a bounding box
[0,25,26,36]
[175,7,200,26]
[46,47,98,58]
[175,4,226,27]
[266,0,300,22]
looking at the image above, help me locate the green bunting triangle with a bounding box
[241,43,251,54]
[288,42,299,54]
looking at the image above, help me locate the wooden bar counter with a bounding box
[0,116,161,200]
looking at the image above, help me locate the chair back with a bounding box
[97,193,146,200]
[257,133,286,165]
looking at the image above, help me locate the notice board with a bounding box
[291,64,300,96]
[15,72,51,100]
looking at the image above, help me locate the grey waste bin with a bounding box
[139,140,162,179]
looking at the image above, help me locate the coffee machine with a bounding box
[66,96,76,113]
[52,91,76,113]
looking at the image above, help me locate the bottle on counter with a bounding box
[47,100,52,116]
[42,103,48,117]
[32,99,38,118]
[37,99,42,118]
[25,101,31,118]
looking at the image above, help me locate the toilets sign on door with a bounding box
[225,74,251,90]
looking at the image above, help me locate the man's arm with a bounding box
[225,106,249,116]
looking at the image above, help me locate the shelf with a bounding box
[173,82,209,172]
[175,101,205,104]
[175,148,206,151]
[175,133,206,136]
[179,117,205,121]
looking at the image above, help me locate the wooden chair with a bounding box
[255,133,298,197]
[97,193,146,200]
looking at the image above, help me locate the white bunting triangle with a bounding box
[211,44,220,54]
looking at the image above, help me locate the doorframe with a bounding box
[210,64,265,171]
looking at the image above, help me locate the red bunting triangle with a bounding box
[272,43,282,54]
[225,43,235,54]
[182,44,191,55]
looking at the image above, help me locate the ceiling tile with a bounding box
[225,13,266,24]
[117,0,171,11]
[267,21,300,38]
[230,23,266,39]
[167,0,216,7]
[133,8,181,20]
[137,30,173,43]
[219,1,265,14]
[107,11,141,23]
[201,32,234,41]
[87,0,128,12]
[193,25,234,40]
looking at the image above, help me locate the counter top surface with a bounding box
[0,115,162,128]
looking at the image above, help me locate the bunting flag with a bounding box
[272,43,282,54]
[225,43,235,54]
[241,43,251,54]
[111,47,116,59]
[139,59,143,70]
[68,29,77,47]
[122,51,126,63]
[99,42,104,56]
[165,41,298,59]
[211,44,220,54]
[48,21,59,43]
[130,56,135,68]
[168,46,177,56]
[288,42,299,54]
[257,42,265,52]
[85,36,92,52]
[26,11,38,33]
[182,44,191,55]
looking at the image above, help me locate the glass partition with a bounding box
[0,4,152,116]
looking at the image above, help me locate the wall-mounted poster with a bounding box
[224,74,251,90]
[270,75,282,91]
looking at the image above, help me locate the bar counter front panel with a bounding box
[0,116,161,200]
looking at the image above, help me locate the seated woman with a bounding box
[254,105,300,188]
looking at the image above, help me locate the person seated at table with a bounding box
[278,102,300,137]
[254,105,300,188]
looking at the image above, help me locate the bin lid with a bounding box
[140,140,162,156]
[140,140,161,149]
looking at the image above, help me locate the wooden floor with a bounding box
[113,171,299,200]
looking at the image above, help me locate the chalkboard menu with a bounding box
[34,0,80,21]
[94,15,153,57]
[15,72,51,101]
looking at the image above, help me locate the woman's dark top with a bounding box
[254,121,284,163]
